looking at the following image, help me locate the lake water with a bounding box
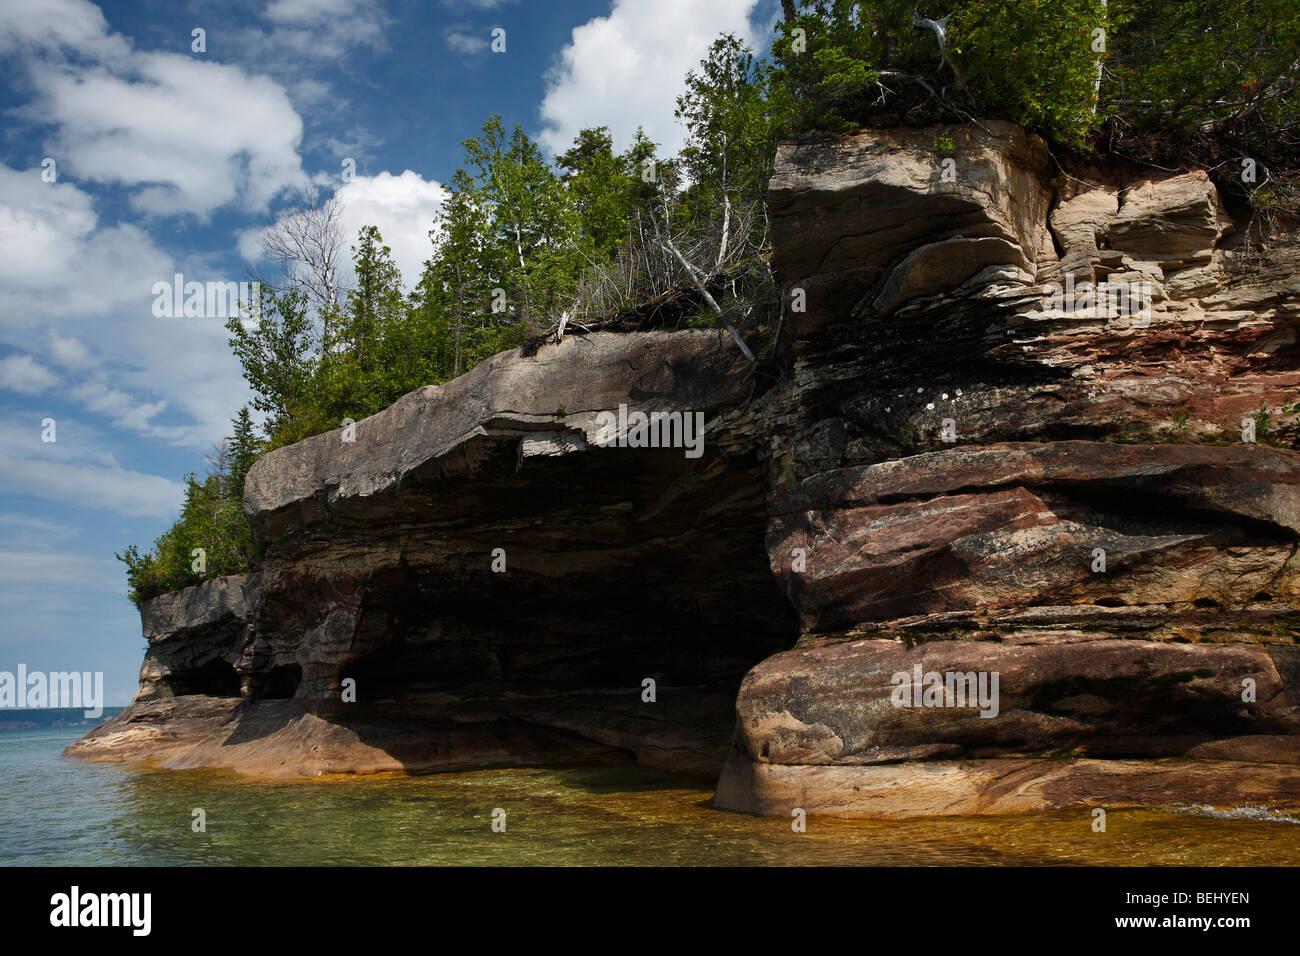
[5,726,1300,866]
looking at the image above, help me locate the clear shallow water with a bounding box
[5,727,1300,866]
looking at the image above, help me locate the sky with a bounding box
[0,0,781,706]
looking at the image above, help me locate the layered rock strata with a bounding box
[716,121,1300,817]
[73,120,1300,817]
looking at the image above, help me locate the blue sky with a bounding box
[0,0,780,705]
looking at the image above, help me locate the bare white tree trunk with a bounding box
[660,231,754,362]
[260,187,347,349]
[1092,0,1108,114]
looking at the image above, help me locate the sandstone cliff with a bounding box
[71,121,1300,818]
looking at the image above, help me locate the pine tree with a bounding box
[228,406,260,501]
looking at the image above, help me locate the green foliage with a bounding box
[228,406,259,500]
[955,0,1111,146]
[556,126,663,265]
[460,115,585,324]
[224,286,314,440]
[772,0,1111,145]
[1104,0,1300,149]
[767,0,1299,161]
[677,35,780,218]
[1105,0,1300,217]
[769,0,901,133]
[117,407,263,605]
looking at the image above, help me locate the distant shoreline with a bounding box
[0,707,126,731]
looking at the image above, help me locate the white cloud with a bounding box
[0,412,121,469]
[337,171,447,288]
[34,53,305,218]
[0,453,184,518]
[0,0,129,59]
[250,0,387,69]
[0,166,97,289]
[0,513,81,545]
[0,162,252,448]
[72,382,167,434]
[0,167,170,323]
[538,0,764,157]
[0,355,59,394]
[48,331,95,369]
[5,1,309,219]
[445,30,489,55]
[266,0,370,22]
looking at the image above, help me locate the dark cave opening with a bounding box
[259,663,302,699]
[311,447,802,776]
[168,658,241,697]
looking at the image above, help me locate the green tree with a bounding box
[224,286,315,440]
[460,116,581,328]
[340,225,404,376]
[429,168,495,374]
[1104,0,1300,170]
[228,405,261,500]
[677,34,779,221]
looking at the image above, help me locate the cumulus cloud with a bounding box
[538,0,764,157]
[243,171,447,291]
[337,171,447,287]
[3,1,309,220]
[0,162,251,447]
[0,165,97,289]
[0,169,169,322]
[0,0,129,59]
[0,354,59,394]
[32,53,305,218]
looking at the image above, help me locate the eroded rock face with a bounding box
[134,574,259,701]
[769,441,1300,631]
[71,330,798,779]
[73,120,1300,818]
[714,122,1300,819]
